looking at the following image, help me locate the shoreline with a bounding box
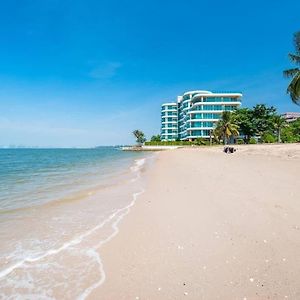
[90,144,300,299]
[78,156,153,299]
[0,150,152,299]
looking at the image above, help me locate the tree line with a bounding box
[214,105,299,144]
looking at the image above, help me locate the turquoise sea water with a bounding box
[0,147,149,299]
[0,147,145,211]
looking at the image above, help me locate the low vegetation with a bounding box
[145,140,211,146]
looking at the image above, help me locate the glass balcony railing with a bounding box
[188,121,214,128]
[161,112,177,116]
[190,113,221,119]
[190,105,223,111]
[192,97,241,103]
[161,106,177,110]
[161,117,177,121]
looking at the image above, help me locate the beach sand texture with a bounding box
[91,144,300,300]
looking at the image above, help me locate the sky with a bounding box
[0,0,299,147]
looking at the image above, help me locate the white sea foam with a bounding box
[78,157,146,299]
[130,158,146,172]
[78,190,144,300]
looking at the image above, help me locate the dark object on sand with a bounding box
[224,146,236,154]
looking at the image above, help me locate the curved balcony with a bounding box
[187,127,214,131]
[188,110,223,115]
[188,118,220,122]
[162,120,177,123]
[161,126,177,130]
[191,93,242,103]
[192,101,241,107]
[161,108,177,113]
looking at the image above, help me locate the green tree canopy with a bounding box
[233,108,256,143]
[233,104,277,143]
[150,134,161,142]
[252,104,277,135]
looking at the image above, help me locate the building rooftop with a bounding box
[282,112,300,122]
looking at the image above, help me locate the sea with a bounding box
[0,147,150,299]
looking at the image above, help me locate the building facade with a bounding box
[161,90,242,141]
[282,112,300,123]
[161,102,178,141]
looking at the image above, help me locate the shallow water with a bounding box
[0,147,149,299]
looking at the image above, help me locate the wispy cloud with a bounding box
[88,62,122,79]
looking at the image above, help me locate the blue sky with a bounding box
[0,0,299,147]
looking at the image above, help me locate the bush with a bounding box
[249,137,257,144]
[194,138,206,146]
[237,139,244,145]
[145,141,193,146]
[144,140,211,146]
[261,132,276,143]
[281,126,300,143]
[281,127,294,143]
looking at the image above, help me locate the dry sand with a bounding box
[90,144,300,300]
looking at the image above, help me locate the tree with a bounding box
[281,126,295,143]
[214,111,239,145]
[291,118,300,136]
[272,115,286,143]
[132,130,146,146]
[150,134,161,142]
[233,105,280,143]
[251,104,277,136]
[286,118,300,142]
[283,31,300,105]
[233,108,256,143]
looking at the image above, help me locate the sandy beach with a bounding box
[90,144,300,300]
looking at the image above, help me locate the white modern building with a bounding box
[161,90,242,141]
[161,102,178,141]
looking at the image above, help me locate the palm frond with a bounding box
[225,127,231,137]
[283,68,299,78]
[294,31,300,54]
[287,72,300,105]
[229,124,239,136]
[288,53,300,65]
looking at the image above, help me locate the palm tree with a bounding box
[283,31,300,105]
[132,130,146,146]
[214,111,239,145]
[273,115,286,143]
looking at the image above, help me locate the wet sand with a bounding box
[91,144,300,300]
